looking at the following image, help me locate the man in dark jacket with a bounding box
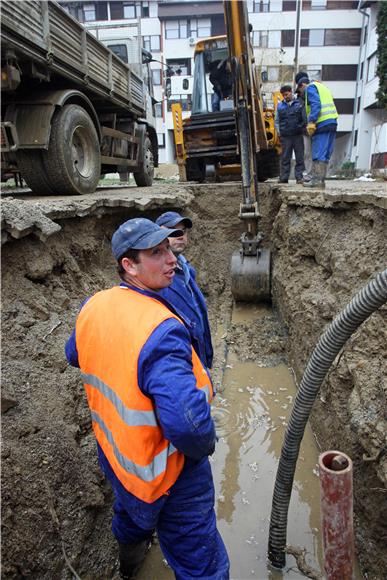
[275,84,306,184]
[209,58,233,112]
[156,211,213,369]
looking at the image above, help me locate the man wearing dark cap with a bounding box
[156,211,213,369]
[65,218,229,580]
[295,71,338,188]
[274,84,306,184]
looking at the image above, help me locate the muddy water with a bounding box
[212,356,322,579]
[138,304,362,580]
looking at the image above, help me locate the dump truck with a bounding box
[1,0,158,195]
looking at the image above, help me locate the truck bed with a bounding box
[1,0,145,117]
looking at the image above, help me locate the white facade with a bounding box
[60,0,385,171]
[350,1,386,173]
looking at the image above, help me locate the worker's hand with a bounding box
[306,122,316,136]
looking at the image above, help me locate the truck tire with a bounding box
[16,151,56,195]
[133,137,154,187]
[42,104,100,195]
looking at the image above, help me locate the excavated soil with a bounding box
[1,181,386,579]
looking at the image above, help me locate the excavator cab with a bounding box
[191,40,232,114]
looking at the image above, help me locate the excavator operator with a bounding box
[209,58,232,111]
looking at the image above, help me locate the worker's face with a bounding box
[282,90,293,102]
[121,239,177,291]
[166,221,189,255]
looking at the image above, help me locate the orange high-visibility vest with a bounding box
[76,286,213,503]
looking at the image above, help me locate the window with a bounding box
[354,130,358,147]
[360,62,364,80]
[167,94,192,112]
[165,20,188,39]
[281,30,295,47]
[166,59,191,76]
[306,65,322,81]
[309,29,325,46]
[282,1,296,10]
[157,132,165,148]
[155,103,163,118]
[334,99,354,114]
[140,1,149,18]
[253,0,282,12]
[143,35,161,52]
[322,64,357,81]
[304,0,357,8]
[151,69,162,86]
[367,53,378,82]
[107,44,128,63]
[268,30,281,48]
[357,96,361,113]
[324,29,361,46]
[123,2,136,18]
[300,29,359,47]
[110,1,149,20]
[83,3,96,21]
[253,30,269,48]
[301,29,325,47]
[311,0,327,9]
[363,25,368,45]
[189,18,211,39]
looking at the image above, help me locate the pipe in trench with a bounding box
[268,268,387,569]
[319,450,354,580]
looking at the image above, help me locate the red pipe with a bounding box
[319,450,354,580]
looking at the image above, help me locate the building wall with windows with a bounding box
[58,0,384,171]
[350,1,386,173]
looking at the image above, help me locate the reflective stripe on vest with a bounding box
[305,82,338,125]
[76,286,213,503]
[91,409,177,481]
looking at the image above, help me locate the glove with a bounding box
[306,122,316,136]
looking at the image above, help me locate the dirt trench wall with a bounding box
[1,187,243,579]
[1,183,386,579]
[271,191,387,577]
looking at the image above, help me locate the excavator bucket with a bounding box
[231,247,271,302]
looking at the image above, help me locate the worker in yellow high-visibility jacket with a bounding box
[296,72,338,189]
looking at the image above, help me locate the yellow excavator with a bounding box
[172,0,281,302]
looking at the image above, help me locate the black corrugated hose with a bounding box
[268,268,387,568]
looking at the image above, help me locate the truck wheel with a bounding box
[16,151,56,195]
[42,104,100,195]
[133,137,154,187]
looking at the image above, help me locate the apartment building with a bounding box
[351,1,386,173]
[59,0,384,173]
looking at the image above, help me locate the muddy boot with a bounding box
[303,161,325,189]
[319,161,327,189]
[119,540,151,580]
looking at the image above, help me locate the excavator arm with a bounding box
[225,0,271,302]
